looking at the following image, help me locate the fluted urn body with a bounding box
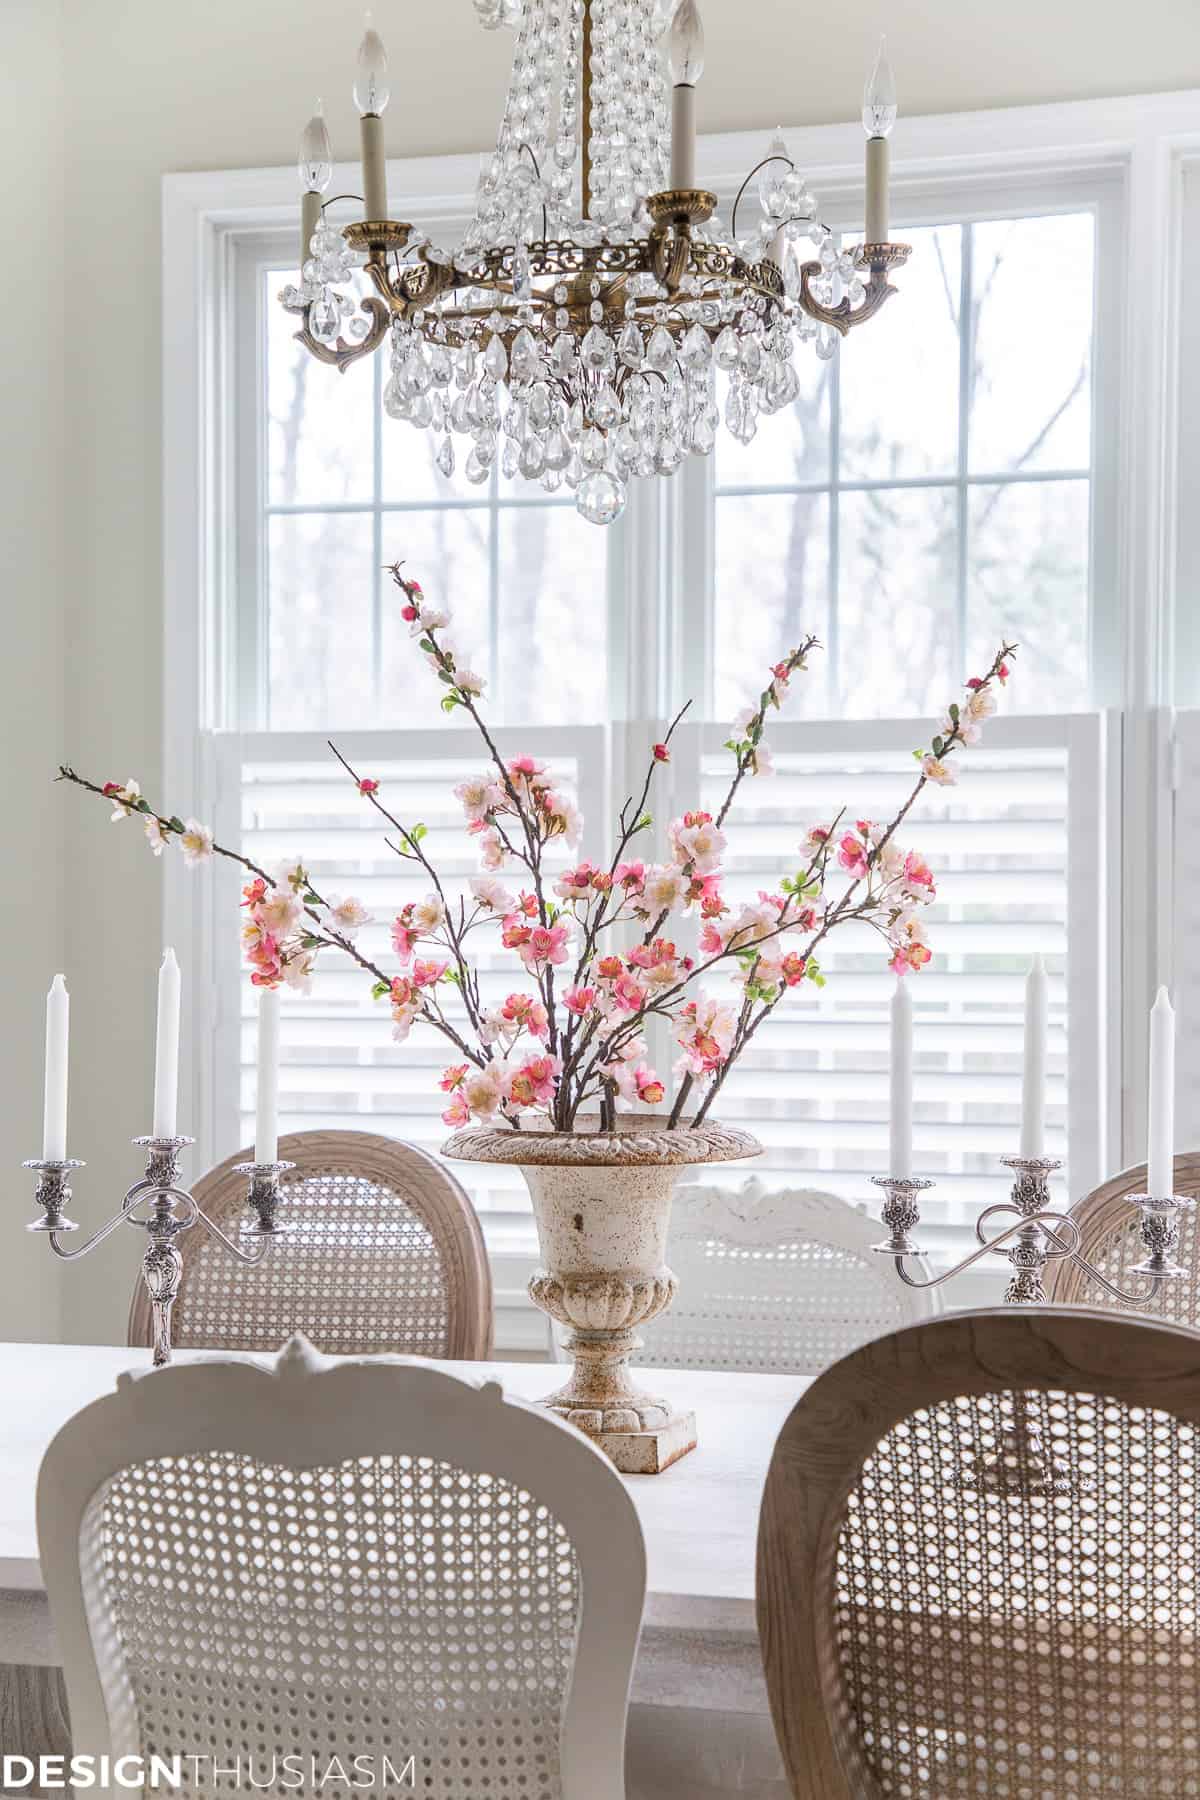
[443,1116,761,1472]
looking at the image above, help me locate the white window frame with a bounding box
[163,93,1200,1299]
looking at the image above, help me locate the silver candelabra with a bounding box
[872,1155,1192,1307]
[23,1137,293,1365]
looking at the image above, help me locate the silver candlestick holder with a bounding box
[872,1155,1192,1309]
[872,1154,1192,1495]
[23,1137,293,1366]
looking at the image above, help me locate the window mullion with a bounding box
[955,222,974,674]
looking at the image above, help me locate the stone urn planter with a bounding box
[443,1115,761,1473]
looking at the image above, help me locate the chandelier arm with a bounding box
[797,252,907,338]
[516,142,550,241]
[321,193,366,210]
[730,154,794,245]
[294,294,391,371]
[890,1209,1084,1291]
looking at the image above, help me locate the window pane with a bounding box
[715,357,832,491]
[381,416,485,505]
[496,504,609,724]
[837,486,958,716]
[839,224,963,481]
[966,479,1090,710]
[267,513,375,729]
[969,214,1094,475]
[266,270,375,506]
[379,509,493,725]
[714,493,831,720]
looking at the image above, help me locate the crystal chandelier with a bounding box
[281,6,909,525]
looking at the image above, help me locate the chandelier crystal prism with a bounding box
[280,6,909,525]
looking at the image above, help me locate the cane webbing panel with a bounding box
[834,1388,1200,1798]
[636,1234,913,1376]
[173,1170,451,1357]
[82,1448,580,1796]
[1063,1207,1200,1327]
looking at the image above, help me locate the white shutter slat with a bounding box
[233,727,607,1241]
[669,714,1105,1254]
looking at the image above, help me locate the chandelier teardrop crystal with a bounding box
[281,5,909,525]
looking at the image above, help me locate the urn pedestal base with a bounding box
[443,1116,762,1475]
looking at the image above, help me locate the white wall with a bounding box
[1,3,66,1340]
[15,0,1200,1342]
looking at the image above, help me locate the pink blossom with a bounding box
[441,1093,470,1128]
[439,1063,469,1092]
[462,1065,506,1118]
[837,832,869,877]
[612,971,648,1013]
[903,851,935,894]
[412,957,448,987]
[470,874,516,912]
[507,1053,560,1109]
[324,894,370,936]
[634,1067,666,1105]
[564,985,597,1016]
[653,743,670,763]
[501,992,550,1039]
[700,920,727,956]
[390,976,417,1009]
[615,861,646,893]
[391,917,418,963]
[358,778,380,796]
[781,952,808,986]
[670,811,727,875]
[596,955,624,982]
[921,755,957,787]
[520,923,570,971]
[554,862,600,902]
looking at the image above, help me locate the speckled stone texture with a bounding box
[444,1116,762,1472]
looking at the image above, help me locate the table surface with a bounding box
[0,1343,810,1638]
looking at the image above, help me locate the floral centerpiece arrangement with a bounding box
[61,566,1015,1469]
[62,565,1014,1136]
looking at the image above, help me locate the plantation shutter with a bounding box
[668,713,1110,1257]
[213,725,606,1247]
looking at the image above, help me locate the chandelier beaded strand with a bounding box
[280,5,910,525]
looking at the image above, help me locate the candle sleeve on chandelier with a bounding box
[862,36,897,245]
[668,0,704,190]
[298,99,332,265]
[355,16,390,221]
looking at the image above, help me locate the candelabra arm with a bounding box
[797,243,910,337]
[890,1210,1083,1291]
[45,1193,142,1260]
[192,1204,271,1267]
[1056,1247,1165,1310]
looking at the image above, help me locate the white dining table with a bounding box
[0,1342,807,1799]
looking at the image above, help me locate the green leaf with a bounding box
[300,932,322,950]
[440,693,460,713]
[635,812,652,832]
[411,822,428,842]
[437,667,455,685]
[810,972,826,988]
[168,816,184,834]
[949,701,960,722]
[912,748,925,762]
[443,968,461,986]
[418,637,435,653]
[370,979,391,1001]
[722,738,740,753]
[135,797,151,814]
[931,736,944,757]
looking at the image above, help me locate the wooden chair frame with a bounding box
[757,1305,1200,1798]
[1044,1150,1200,1308]
[127,1129,493,1359]
[39,1339,646,1800]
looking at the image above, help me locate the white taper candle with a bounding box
[1148,985,1176,1200]
[42,975,70,1161]
[255,985,281,1165]
[1019,954,1047,1158]
[889,977,913,1178]
[152,948,182,1140]
[670,85,697,190]
[864,134,890,245]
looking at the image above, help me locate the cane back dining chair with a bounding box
[128,1129,493,1358]
[632,1179,941,1377]
[1044,1150,1200,1321]
[39,1337,646,1799]
[758,1306,1200,1799]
